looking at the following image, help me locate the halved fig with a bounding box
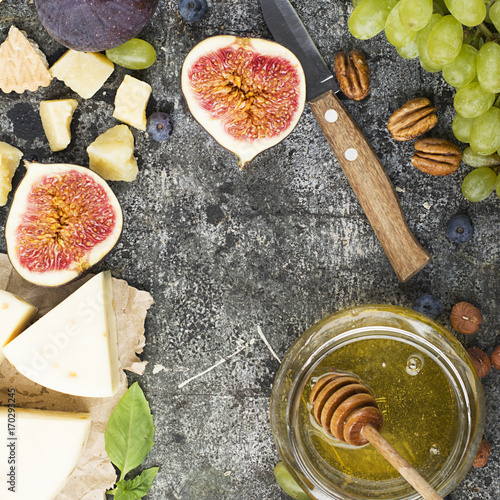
[181,35,306,168]
[5,162,123,287]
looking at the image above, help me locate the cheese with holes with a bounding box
[3,271,120,397]
[113,74,151,131]
[50,50,114,99]
[40,99,78,152]
[0,290,37,365]
[0,141,23,206]
[0,407,91,499]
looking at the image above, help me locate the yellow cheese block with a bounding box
[0,290,37,365]
[0,141,23,206]
[113,74,152,131]
[50,50,114,99]
[87,124,138,182]
[40,99,78,152]
[0,407,92,499]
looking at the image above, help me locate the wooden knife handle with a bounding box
[309,90,430,282]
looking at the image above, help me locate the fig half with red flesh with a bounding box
[34,0,159,52]
[5,162,123,287]
[181,36,306,168]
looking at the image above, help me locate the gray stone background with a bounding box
[0,1,499,499]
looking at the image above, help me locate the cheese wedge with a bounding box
[40,99,78,152]
[50,50,114,99]
[0,141,23,206]
[113,75,152,131]
[0,290,37,365]
[0,407,91,499]
[3,271,121,397]
[0,25,52,93]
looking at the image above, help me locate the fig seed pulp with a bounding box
[17,171,117,273]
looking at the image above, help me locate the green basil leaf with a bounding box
[114,467,159,500]
[105,382,155,478]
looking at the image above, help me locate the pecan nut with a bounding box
[411,137,462,176]
[334,50,370,101]
[387,97,438,141]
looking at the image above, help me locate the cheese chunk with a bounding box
[0,142,23,206]
[113,75,152,131]
[50,50,114,99]
[40,99,78,152]
[87,124,138,182]
[0,290,37,365]
[3,271,121,397]
[0,407,91,499]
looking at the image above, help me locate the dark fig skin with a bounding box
[35,0,159,52]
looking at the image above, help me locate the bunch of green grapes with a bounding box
[349,0,500,202]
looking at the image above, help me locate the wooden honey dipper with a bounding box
[309,372,443,500]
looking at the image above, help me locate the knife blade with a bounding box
[259,0,338,101]
[259,0,431,282]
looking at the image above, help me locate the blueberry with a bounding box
[146,112,174,142]
[446,214,474,243]
[413,294,444,320]
[179,0,208,22]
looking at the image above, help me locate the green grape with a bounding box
[491,0,500,32]
[469,107,500,155]
[442,44,477,88]
[463,147,500,168]
[105,39,156,70]
[444,0,486,26]
[452,113,475,142]
[417,13,443,72]
[454,82,496,118]
[427,15,463,66]
[496,171,500,200]
[398,0,433,31]
[433,0,450,15]
[462,167,497,201]
[349,0,399,39]
[397,36,419,59]
[477,42,500,94]
[352,0,362,6]
[274,463,311,500]
[385,3,417,47]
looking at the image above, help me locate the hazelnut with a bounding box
[450,302,482,334]
[467,347,491,378]
[473,439,491,468]
[491,345,500,371]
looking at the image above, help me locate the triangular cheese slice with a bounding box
[0,25,52,93]
[0,407,91,499]
[0,289,37,365]
[3,271,121,397]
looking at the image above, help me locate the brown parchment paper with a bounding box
[0,254,154,500]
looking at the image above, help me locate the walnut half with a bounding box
[334,50,370,101]
[411,137,462,176]
[387,97,438,141]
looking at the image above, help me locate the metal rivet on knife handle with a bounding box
[345,148,358,161]
[325,109,338,123]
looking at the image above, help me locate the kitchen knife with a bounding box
[259,0,431,282]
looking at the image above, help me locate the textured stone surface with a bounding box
[0,1,499,499]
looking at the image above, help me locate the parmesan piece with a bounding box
[50,50,114,99]
[0,25,52,93]
[40,99,78,152]
[3,271,121,397]
[0,141,23,206]
[113,75,152,131]
[87,124,139,182]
